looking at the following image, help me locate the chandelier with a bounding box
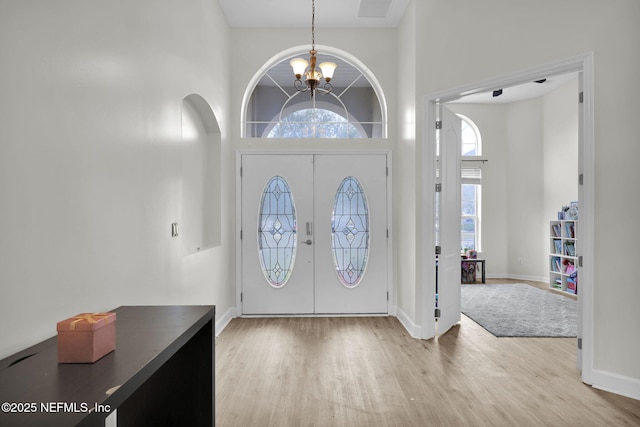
[290,0,337,97]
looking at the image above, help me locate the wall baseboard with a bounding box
[486,273,547,283]
[396,307,421,339]
[215,306,237,337]
[215,307,400,336]
[591,369,640,401]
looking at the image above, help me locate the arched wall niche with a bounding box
[181,93,222,252]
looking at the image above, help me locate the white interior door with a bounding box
[314,154,388,314]
[241,154,388,315]
[437,107,462,334]
[241,155,314,314]
[576,72,584,371]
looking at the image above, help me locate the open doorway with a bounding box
[450,76,581,341]
[446,73,579,295]
[422,54,594,384]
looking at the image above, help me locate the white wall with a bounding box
[505,98,547,280]
[411,0,640,396]
[396,0,418,327]
[0,0,234,359]
[543,78,579,223]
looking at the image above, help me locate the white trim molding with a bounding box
[215,306,237,337]
[591,369,640,401]
[395,308,422,339]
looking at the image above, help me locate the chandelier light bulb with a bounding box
[319,62,337,82]
[290,58,308,79]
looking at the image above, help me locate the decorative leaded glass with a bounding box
[331,177,370,288]
[258,176,297,287]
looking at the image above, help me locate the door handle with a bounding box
[302,239,312,245]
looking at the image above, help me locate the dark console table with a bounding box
[0,305,215,426]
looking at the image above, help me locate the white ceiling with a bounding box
[218,0,411,28]
[451,73,579,105]
[221,0,578,104]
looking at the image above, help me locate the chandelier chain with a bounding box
[291,0,334,96]
[311,0,315,50]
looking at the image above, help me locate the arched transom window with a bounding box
[243,51,386,139]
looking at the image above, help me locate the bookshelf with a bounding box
[549,220,578,295]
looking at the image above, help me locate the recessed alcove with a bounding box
[181,94,221,252]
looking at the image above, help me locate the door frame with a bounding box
[235,149,394,317]
[420,53,595,386]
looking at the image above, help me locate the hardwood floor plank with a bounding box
[216,297,640,426]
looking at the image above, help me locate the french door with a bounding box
[241,153,388,315]
[436,107,462,335]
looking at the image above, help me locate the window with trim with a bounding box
[243,53,385,139]
[459,115,482,253]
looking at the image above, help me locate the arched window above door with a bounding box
[242,48,387,139]
[267,107,365,138]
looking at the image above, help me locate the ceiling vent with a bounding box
[358,0,393,18]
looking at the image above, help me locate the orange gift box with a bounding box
[57,312,116,363]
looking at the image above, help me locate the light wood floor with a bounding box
[215,281,640,426]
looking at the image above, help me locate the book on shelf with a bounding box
[564,262,576,275]
[553,239,562,254]
[564,242,576,257]
[565,223,575,238]
[567,271,578,293]
[552,224,562,237]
